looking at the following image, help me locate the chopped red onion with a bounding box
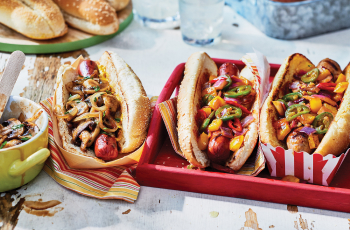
[241,115,254,128]
[287,101,295,107]
[290,119,298,128]
[233,128,248,136]
[229,83,243,89]
[319,91,332,98]
[292,98,306,104]
[202,82,211,91]
[213,79,227,90]
[289,81,302,90]
[231,76,243,83]
[224,97,241,104]
[220,127,234,139]
[300,126,316,135]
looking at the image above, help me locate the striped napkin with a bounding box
[39,97,140,203]
[158,99,265,176]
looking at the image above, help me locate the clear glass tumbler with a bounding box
[133,0,180,29]
[179,0,224,46]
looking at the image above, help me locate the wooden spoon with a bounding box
[0,51,26,120]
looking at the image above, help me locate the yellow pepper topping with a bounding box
[335,73,346,84]
[201,87,217,97]
[208,96,226,110]
[208,119,223,132]
[198,132,209,151]
[309,98,322,114]
[229,135,244,152]
[334,82,348,93]
[202,107,212,117]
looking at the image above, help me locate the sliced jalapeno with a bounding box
[285,104,310,122]
[215,105,242,121]
[222,75,233,91]
[282,92,303,102]
[312,112,333,134]
[202,94,215,106]
[200,111,215,132]
[224,85,252,98]
[301,68,320,83]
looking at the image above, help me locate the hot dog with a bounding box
[54,51,151,162]
[260,53,350,156]
[177,52,260,171]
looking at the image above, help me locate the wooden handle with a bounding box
[0,50,25,118]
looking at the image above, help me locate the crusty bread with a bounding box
[260,53,350,156]
[53,0,119,35]
[104,0,130,11]
[314,63,350,156]
[99,51,151,153]
[226,66,260,170]
[177,52,217,168]
[0,0,67,39]
[55,51,151,161]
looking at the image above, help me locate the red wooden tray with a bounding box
[136,58,350,213]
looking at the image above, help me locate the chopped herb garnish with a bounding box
[115,118,120,122]
[106,90,112,94]
[12,124,24,130]
[308,65,311,67]
[187,165,195,169]
[64,111,69,114]
[103,111,106,117]
[93,86,100,92]
[83,76,92,80]
[0,141,7,149]
[79,75,84,78]
[103,127,107,130]
[69,94,72,98]
[94,97,97,102]
[21,137,30,141]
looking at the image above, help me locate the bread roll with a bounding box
[53,0,119,35]
[0,0,67,40]
[104,0,130,11]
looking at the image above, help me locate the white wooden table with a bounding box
[1,6,350,230]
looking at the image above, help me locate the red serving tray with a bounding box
[136,58,350,213]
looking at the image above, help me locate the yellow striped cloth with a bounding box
[40,97,142,203]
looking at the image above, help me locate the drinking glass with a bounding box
[179,0,224,46]
[133,0,180,29]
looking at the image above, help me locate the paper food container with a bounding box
[51,56,144,169]
[261,143,349,186]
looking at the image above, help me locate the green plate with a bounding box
[0,13,133,54]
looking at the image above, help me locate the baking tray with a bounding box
[136,58,350,213]
[0,3,133,54]
[225,0,350,40]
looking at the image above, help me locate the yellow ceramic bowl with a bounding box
[0,96,50,192]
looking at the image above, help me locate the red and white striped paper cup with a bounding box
[261,143,349,186]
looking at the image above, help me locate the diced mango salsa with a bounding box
[208,96,226,110]
[229,135,244,152]
[309,98,322,113]
[208,119,223,132]
[202,87,217,97]
[335,73,346,84]
[334,82,348,93]
[198,132,209,150]
[308,133,320,149]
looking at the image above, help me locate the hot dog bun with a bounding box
[260,53,350,156]
[0,0,67,39]
[177,52,260,169]
[104,0,130,11]
[177,52,217,168]
[226,66,260,170]
[55,51,151,161]
[53,0,119,35]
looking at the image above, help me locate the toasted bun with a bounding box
[177,52,217,168]
[0,0,67,39]
[53,0,119,35]
[98,51,151,153]
[55,51,151,161]
[260,53,349,156]
[104,0,130,11]
[314,63,350,156]
[226,67,260,170]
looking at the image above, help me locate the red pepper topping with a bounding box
[224,97,251,114]
[316,83,336,91]
[228,118,243,132]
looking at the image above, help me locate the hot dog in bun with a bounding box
[260,53,350,156]
[177,52,260,171]
[54,51,151,161]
